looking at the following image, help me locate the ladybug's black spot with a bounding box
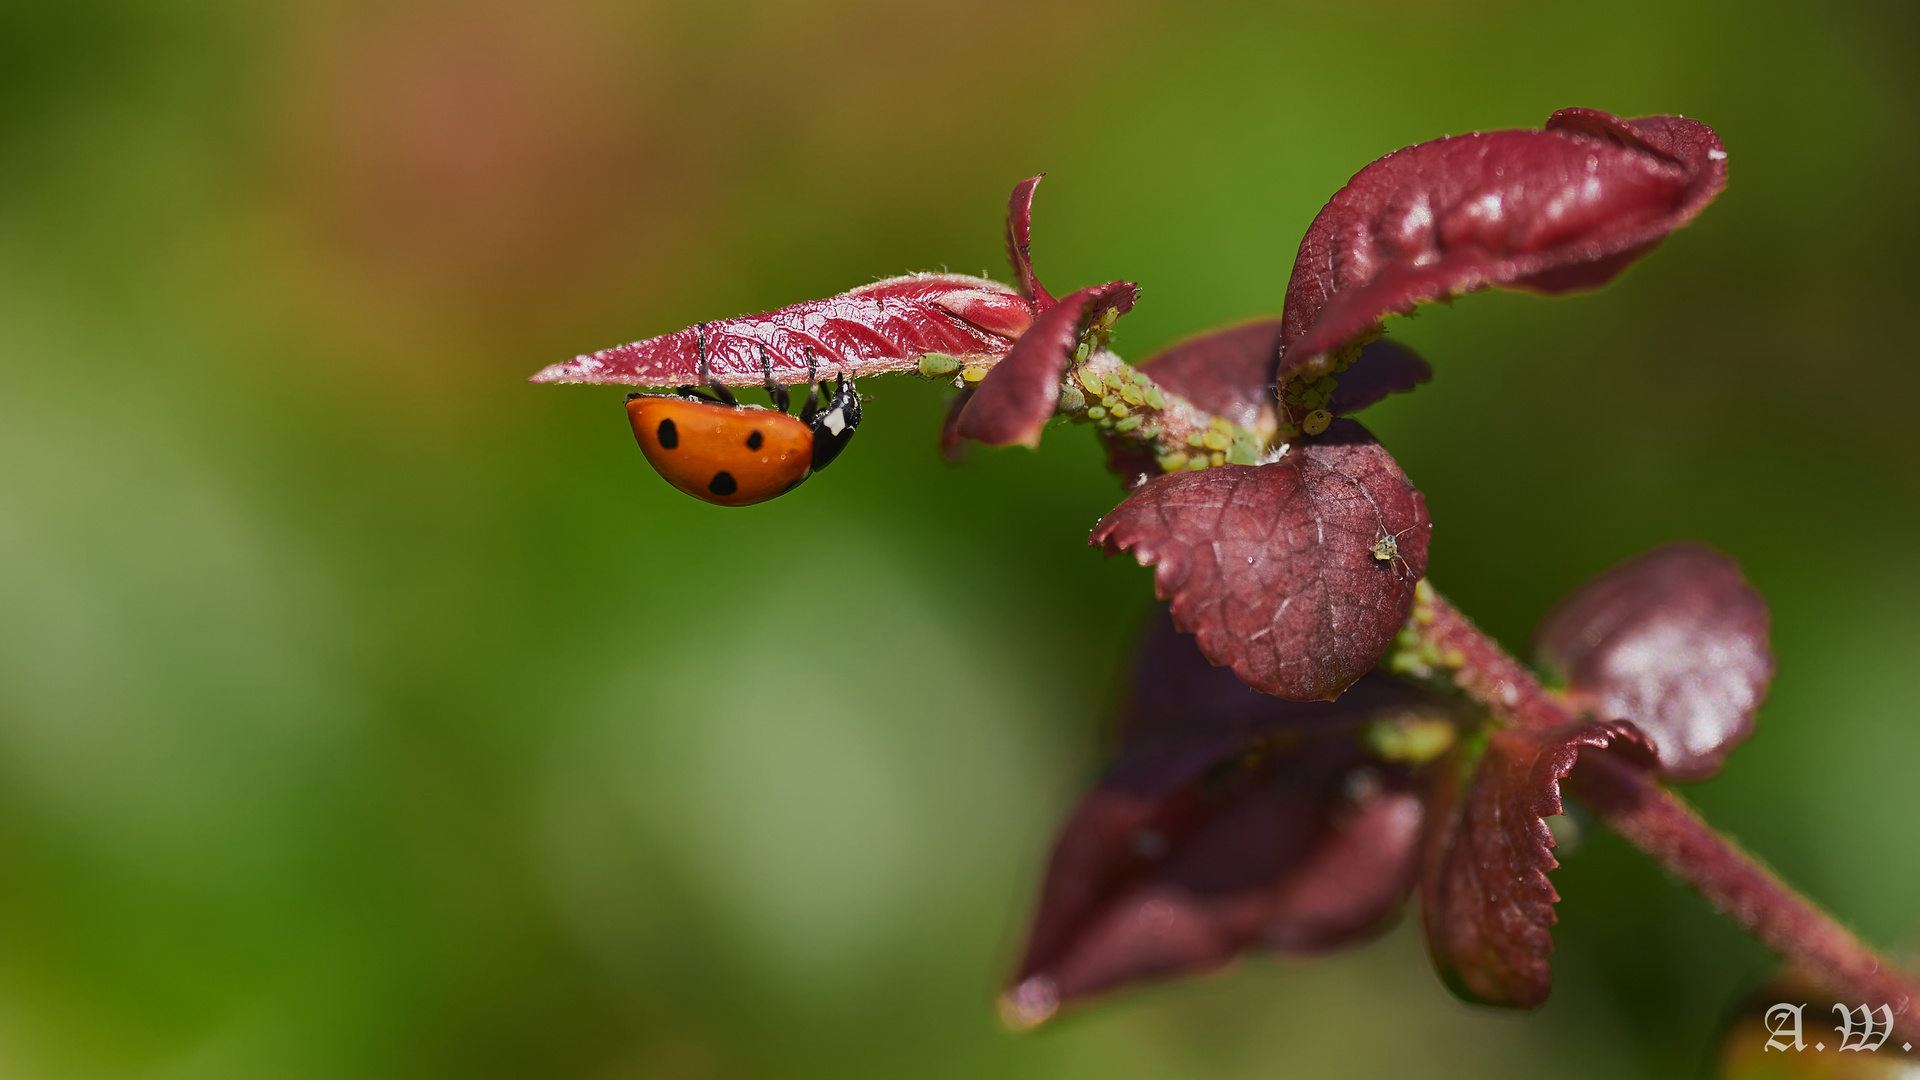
[708,471,738,497]
[657,418,679,449]
[746,430,763,451]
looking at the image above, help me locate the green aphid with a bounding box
[1129,370,1152,387]
[1078,368,1104,396]
[1144,387,1166,410]
[1187,456,1211,471]
[1086,405,1107,420]
[1115,415,1142,433]
[917,352,960,378]
[1110,403,1131,419]
[1365,716,1457,764]
[1157,452,1188,471]
[1120,384,1144,406]
[1187,433,1207,448]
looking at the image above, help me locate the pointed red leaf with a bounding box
[1328,339,1432,415]
[954,281,1138,448]
[1279,109,1728,380]
[1533,543,1773,781]
[1090,421,1430,701]
[1137,320,1282,433]
[1137,323,1430,430]
[938,388,976,464]
[1005,175,1055,310]
[528,274,1035,387]
[1420,720,1656,1008]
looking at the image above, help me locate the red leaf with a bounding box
[1279,109,1728,380]
[954,281,1138,448]
[1111,608,1453,793]
[1005,175,1055,310]
[1328,339,1432,415]
[1420,720,1656,1008]
[1533,543,1773,781]
[528,274,1035,387]
[1090,421,1430,701]
[938,388,976,464]
[1137,320,1283,433]
[1005,614,1445,1025]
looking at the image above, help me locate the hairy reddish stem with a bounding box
[1414,590,1571,730]
[1574,752,1919,1040]
[1415,588,1920,1038]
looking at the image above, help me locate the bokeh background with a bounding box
[1,0,1916,1076]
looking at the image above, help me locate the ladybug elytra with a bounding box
[624,327,861,507]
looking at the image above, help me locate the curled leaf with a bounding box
[1090,420,1430,701]
[1007,613,1447,1025]
[1533,543,1773,781]
[1328,339,1432,415]
[1421,720,1657,1008]
[1138,320,1283,433]
[954,281,1138,448]
[1005,175,1055,310]
[1279,108,1728,380]
[938,388,976,463]
[529,274,1035,387]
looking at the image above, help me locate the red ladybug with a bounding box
[624,330,861,507]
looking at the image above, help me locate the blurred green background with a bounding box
[1,0,1915,1076]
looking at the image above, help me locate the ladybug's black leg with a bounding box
[695,323,738,407]
[797,348,822,423]
[759,345,789,413]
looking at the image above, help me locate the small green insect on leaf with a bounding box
[1364,715,1459,764]
[917,352,960,378]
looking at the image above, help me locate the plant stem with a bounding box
[1574,751,1920,1041]
[1414,588,1920,1040]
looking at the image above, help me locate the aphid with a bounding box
[1370,525,1419,579]
[1302,408,1333,436]
[624,327,861,507]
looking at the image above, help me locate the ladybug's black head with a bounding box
[806,375,861,472]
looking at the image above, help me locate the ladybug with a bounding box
[624,328,861,507]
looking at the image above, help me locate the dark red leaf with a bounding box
[1533,543,1773,781]
[1110,608,1446,795]
[1137,320,1283,433]
[1007,773,1425,1028]
[1090,420,1430,701]
[528,274,1035,387]
[1279,109,1728,380]
[954,281,1138,448]
[1328,339,1432,415]
[1005,175,1055,310]
[1420,720,1657,1008]
[1003,613,1454,1026]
